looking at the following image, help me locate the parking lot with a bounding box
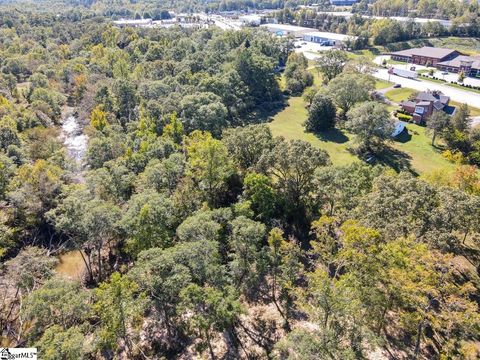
[374,55,480,87]
[293,40,335,59]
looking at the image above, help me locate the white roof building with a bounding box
[260,23,314,37]
[113,19,152,27]
[302,31,358,43]
[239,15,262,26]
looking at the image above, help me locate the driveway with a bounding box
[373,68,480,108]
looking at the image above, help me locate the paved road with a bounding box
[373,68,480,108]
[471,117,480,128]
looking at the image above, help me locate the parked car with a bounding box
[301,42,307,45]
[393,83,401,88]
[441,71,449,75]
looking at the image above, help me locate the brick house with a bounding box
[400,91,456,124]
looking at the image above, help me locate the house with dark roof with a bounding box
[400,91,455,124]
[390,47,461,67]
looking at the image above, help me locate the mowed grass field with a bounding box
[384,87,416,102]
[268,96,357,165]
[269,71,457,174]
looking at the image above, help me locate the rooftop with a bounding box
[303,31,358,41]
[437,55,480,70]
[416,91,449,104]
[390,47,459,60]
[260,23,314,32]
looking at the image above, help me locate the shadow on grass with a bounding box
[363,47,381,56]
[245,96,288,125]
[313,128,350,144]
[393,128,412,143]
[377,146,418,175]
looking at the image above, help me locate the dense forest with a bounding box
[1,4,480,360]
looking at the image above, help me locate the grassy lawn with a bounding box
[272,66,457,174]
[375,79,393,90]
[268,93,456,174]
[391,123,455,174]
[385,88,416,103]
[449,100,480,117]
[447,82,480,94]
[386,59,406,65]
[268,96,357,166]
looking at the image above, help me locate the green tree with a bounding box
[346,101,395,152]
[178,284,243,360]
[315,49,348,83]
[265,228,302,330]
[7,159,64,228]
[222,124,274,172]
[327,73,375,114]
[94,272,146,355]
[120,190,175,257]
[180,92,228,137]
[22,278,90,341]
[304,93,336,132]
[451,103,470,132]
[242,172,277,221]
[284,52,313,95]
[112,79,137,125]
[36,325,86,360]
[185,131,234,207]
[426,111,450,146]
[162,112,184,145]
[229,216,266,290]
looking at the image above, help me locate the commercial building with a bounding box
[330,0,360,5]
[390,47,460,67]
[436,55,480,78]
[302,31,357,46]
[390,46,480,77]
[260,24,314,38]
[113,19,153,27]
[239,14,262,26]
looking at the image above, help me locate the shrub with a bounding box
[397,113,413,122]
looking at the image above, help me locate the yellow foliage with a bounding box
[90,105,108,131]
[442,149,466,164]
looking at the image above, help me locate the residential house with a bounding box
[400,91,455,123]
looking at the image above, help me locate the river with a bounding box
[55,112,88,278]
[61,114,88,168]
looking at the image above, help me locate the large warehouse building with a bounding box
[302,31,357,46]
[260,24,314,38]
